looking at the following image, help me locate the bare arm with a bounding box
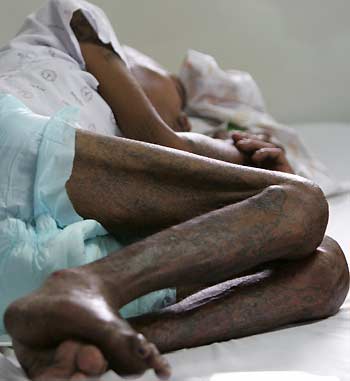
[70,10,246,164]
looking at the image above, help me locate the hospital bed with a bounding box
[0,122,349,381]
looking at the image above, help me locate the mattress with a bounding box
[0,123,349,381]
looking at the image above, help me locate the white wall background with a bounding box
[0,0,349,124]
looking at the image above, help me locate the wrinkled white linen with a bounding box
[0,0,127,137]
[0,0,177,338]
[179,50,350,197]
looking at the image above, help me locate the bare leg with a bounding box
[131,236,349,352]
[5,130,330,379]
[54,131,329,308]
[65,131,325,238]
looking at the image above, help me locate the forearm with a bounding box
[180,132,247,165]
[81,43,190,151]
[71,10,189,151]
[73,12,246,164]
[81,44,246,164]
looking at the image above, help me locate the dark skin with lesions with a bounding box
[4,10,349,381]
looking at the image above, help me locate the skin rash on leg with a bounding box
[5,129,349,381]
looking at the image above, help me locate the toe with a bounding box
[156,358,172,380]
[95,318,169,378]
[76,345,108,376]
[143,343,171,380]
[134,333,152,359]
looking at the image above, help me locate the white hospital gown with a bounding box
[0,0,126,136]
[0,0,176,337]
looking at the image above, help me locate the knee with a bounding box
[284,179,329,254]
[310,237,349,317]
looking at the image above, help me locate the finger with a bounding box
[232,131,256,142]
[213,130,231,140]
[257,132,272,141]
[252,148,284,164]
[273,141,286,152]
[232,131,271,143]
[235,138,275,153]
[76,345,108,376]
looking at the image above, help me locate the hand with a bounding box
[232,131,294,174]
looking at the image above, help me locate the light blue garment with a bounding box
[0,94,176,334]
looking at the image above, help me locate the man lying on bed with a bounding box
[1,1,349,380]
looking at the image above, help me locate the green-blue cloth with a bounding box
[0,94,176,334]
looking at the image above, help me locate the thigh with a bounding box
[66,130,294,236]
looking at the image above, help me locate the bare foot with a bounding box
[4,269,171,380]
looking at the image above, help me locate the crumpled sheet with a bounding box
[179,50,350,197]
[0,354,341,381]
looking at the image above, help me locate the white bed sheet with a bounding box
[1,123,349,381]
